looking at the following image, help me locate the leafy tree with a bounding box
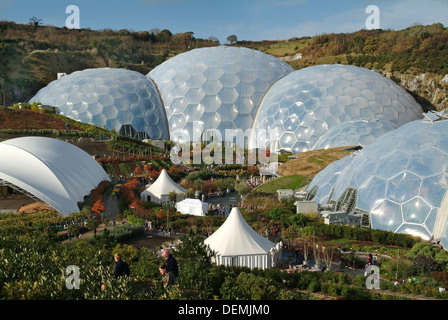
[157,29,173,42]
[175,230,214,292]
[184,188,195,198]
[413,254,441,274]
[208,36,219,43]
[168,191,178,203]
[193,178,204,192]
[226,34,237,45]
[28,17,43,28]
[235,181,251,196]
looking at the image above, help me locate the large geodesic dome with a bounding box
[307,112,448,246]
[251,64,423,153]
[147,46,293,144]
[30,68,170,140]
[312,120,398,150]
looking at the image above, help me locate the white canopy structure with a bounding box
[176,198,208,216]
[204,207,282,269]
[140,169,185,204]
[0,137,110,215]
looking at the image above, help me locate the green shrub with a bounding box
[307,279,321,293]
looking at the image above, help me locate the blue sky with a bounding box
[1,0,448,43]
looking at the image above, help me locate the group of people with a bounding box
[394,277,418,286]
[365,252,383,268]
[144,220,152,231]
[113,248,178,289]
[215,203,230,216]
[157,225,173,237]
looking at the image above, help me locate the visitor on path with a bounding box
[114,253,130,278]
[163,249,178,284]
[159,264,175,288]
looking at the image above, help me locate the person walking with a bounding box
[163,249,178,284]
[113,253,130,278]
[159,264,175,288]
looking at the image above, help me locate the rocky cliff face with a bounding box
[386,71,448,113]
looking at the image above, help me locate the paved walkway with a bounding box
[103,194,121,220]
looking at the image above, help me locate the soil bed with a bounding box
[123,232,176,250]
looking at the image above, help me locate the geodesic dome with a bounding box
[309,113,448,245]
[30,68,169,140]
[0,137,110,215]
[312,120,398,150]
[251,64,423,153]
[147,46,293,144]
[305,155,354,205]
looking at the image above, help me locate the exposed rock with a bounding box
[280,53,302,62]
[442,74,448,84]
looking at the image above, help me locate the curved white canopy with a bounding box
[204,207,276,256]
[0,137,110,215]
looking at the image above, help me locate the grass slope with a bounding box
[253,174,311,194]
[276,146,354,178]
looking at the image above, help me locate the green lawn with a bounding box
[252,174,311,194]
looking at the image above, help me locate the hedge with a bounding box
[307,222,419,248]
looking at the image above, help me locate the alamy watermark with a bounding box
[65,265,80,290]
[65,5,80,29]
[365,5,380,30]
[169,123,280,166]
[365,265,380,289]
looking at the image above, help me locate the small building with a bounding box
[321,211,362,226]
[294,201,318,214]
[277,189,294,201]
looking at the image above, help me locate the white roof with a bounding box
[204,207,276,256]
[141,169,185,199]
[0,137,110,215]
[176,198,208,216]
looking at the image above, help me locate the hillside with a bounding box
[0,106,165,159]
[276,146,354,178]
[0,21,218,104]
[0,21,447,111]
[243,23,448,112]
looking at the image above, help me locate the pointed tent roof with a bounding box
[204,207,276,256]
[142,169,185,199]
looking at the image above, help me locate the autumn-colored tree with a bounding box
[92,200,106,214]
[122,179,140,205]
[133,166,143,175]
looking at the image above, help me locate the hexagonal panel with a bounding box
[370,199,403,232]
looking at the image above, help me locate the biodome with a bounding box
[30,68,170,140]
[251,64,424,153]
[147,46,293,144]
[312,120,398,150]
[306,111,448,246]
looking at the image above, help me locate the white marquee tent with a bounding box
[140,169,185,204]
[0,137,110,215]
[204,207,282,269]
[176,198,208,216]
